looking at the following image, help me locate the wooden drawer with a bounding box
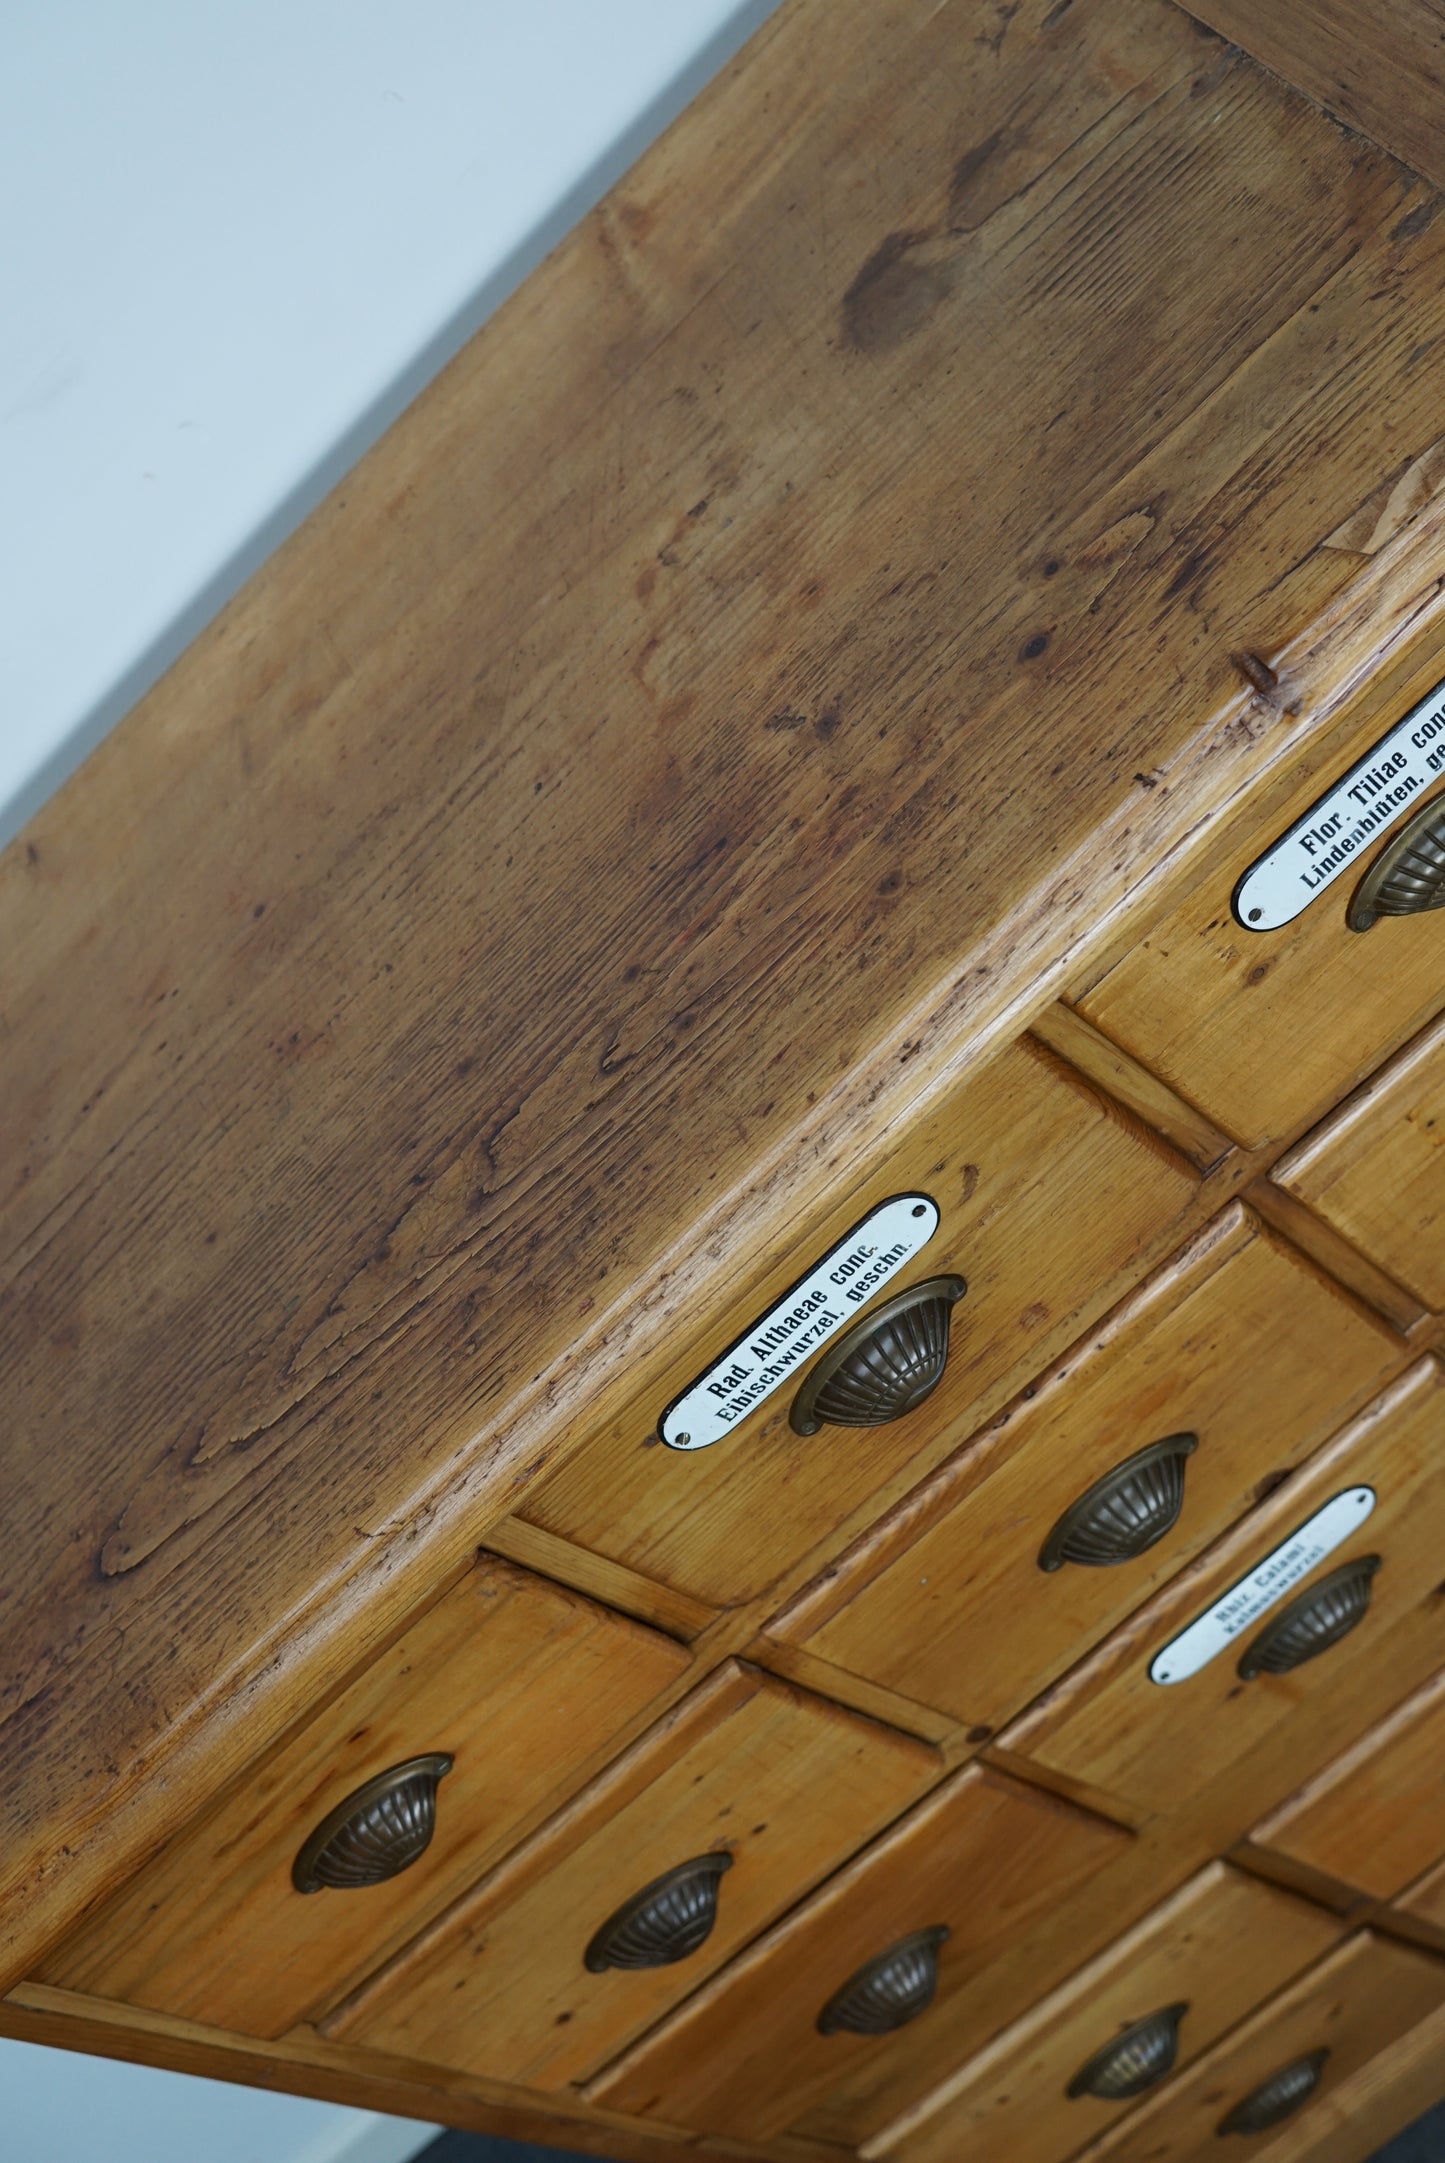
[34,1554,689,2036]
[1274,1014,1445,1310]
[328,1658,939,2089]
[1001,1360,1445,1823]
[585,1761,1129,2140]
[1398,1854,1445,1933]
[1252,1667,1445,1902]
[1075,666,1445,1150]
[1065,1932,1445,2163]
[515,1033,1200,1612]
[765,1207,1397,1733]
[869,1863,1341,2163]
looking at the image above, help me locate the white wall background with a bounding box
[0,0,783,848]
[0,2,781,2155]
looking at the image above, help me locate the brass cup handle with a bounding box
[1217,2050,1329,2135]
[789,1276,966,1435]
[1236,1555,1380,1680]
[816,1926,950,2036]
[584,1852,733,1972]
[1038,1434,1196,1572]
[292,1753,454,1893]
[1348,796,1445,929]
[1066,2002,1189,2101]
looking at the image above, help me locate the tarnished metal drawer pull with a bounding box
[1039,1434,1197,1572]
[584,1852,733,1973]
[1217,2049,1329,2135]
[816,1926,950,2036]
[292,1753,454,1893]
[789,1276,966,1436]
[1349,797,1445,929]
[1236,1555,1381,1680]
[1066,2002,1188,2101]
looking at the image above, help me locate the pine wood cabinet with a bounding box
[32,1556,691,2036]
[1001,1362,1445,1821]
[514,1034,1200,1613]
[1250,1666,1445,1903]
[1073,655,1445,1152]
[326,1661,938,2088]
[11,7,1445,2163]
[871,1866,1343,2163]
[764,1207,1399,1734]
[1274,1015,1445,1309]
[586,1763,1130,2140]
[1065,1934,1445,2163]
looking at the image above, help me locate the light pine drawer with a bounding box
[1066,1933,1445,2163]
[516,1032,1200,1612]
[1001,1360,1445,1823]
[586,1761,1129,2140]
[870,1863,1341,2163]
[1074,657,1445,1151]
[765,1206,1398,1733]
[1398,1853,1445,1933]
[1252,1666,1445,1902]
[34,1555,690,2036]
[1274,1013,1445,1310]
[328,1658,939,2089]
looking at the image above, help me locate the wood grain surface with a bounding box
[517,1034,1198,1609]
[872,1864,1343,2163]
[1253,1665,1445,1900]
[1076,631,1445,1152]
[1275,1012,1445,1307]
[777,1813,1231,2147]
[1002,1361,1445,1818]
[328,1659,938,2087]
[1066,1930,1445,2163]
[586,1762,1128,2139]
[767,1206,1401,1727]
[32,1554,689,2035]
[1236,1991,1445,2163]
[11,0,1445,1998]
[1181,1,1445,193]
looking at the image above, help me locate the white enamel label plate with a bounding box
[1233,676,1445,930]
[1149,1485,1376,1685]
[659,1192,940,1451]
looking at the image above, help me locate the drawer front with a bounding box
[1075,661,1445,1150]
[1252,1667,1445,1901]
[1274,1016,1445,1309]
[516,1033,1199,1611]
[586,1762,1129,2140]
[330,1659,939,2088]
[1399,1854,1445,1932]
[1067,1933,1445,2163]
[34,1555,690,2036]
[1002,1360,1445,1821]
[767,1207,1397,1732]
[872,1864,1341,2163]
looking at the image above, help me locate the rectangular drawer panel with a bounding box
[516,1034,1200,1611]
[1063,1933,1445,2163]
[34,1555,690,2036]
[1001,1360,1445,1820]
[870,1863,1341,2163]
[329,1658,939,2088]
[1252,1667,1445,1901]
[1075,656,1445,1150]
[1274,1015,1445,1309]
[1399,1853,1445,1932]
[767,1207,1397,1731]
[586,1762,1129,2139]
